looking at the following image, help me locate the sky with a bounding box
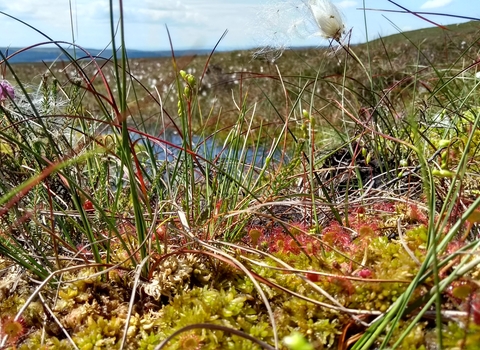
[0,0,477,52]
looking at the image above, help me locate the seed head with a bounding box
[307,0,345,41]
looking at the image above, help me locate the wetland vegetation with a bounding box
[1,4,480,350]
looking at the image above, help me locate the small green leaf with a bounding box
[283,332,314,350]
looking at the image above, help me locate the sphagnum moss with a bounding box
[1,225,479,349]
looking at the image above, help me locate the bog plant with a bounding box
[0,0,480,349]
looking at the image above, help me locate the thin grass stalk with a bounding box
[174,66,195,221]
[280,70,344,225]
[108,0,149,273]
[305,73,321,229]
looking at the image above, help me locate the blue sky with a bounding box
[0,0,476,52]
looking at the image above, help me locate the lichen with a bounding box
[140,253,212,300]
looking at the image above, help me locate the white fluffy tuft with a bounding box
[308,0,345,41]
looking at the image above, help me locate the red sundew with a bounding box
[244,226,266,246]
[328,276,355,295]
[357,269,372,278]
[445,240,466,255]
[288,222,310,235]
[447,280,476,300]
[76,244,93,259]
[357,224,376,238]
[214,200,223,216]
[349,223,379,252]
[296,232,320,251]
[471,292,480,325]
[83,199,94,211]
[322,228,352,251]
[449,201,464,225]
[155,224,168,241]
[178,331,202,350]
[265,225,321,255]
[303,241,315,255]
[306,272,320,282]
[0,316,26,345]
[373,201,396,213]
[406,204,428,224]
[466,209,480,224]
[321,220,343,235]
[248,228,264,247]
[273,234,302,255]
[445,281,479,316]
[349,201,396,224]
[272,238,284,253]
[118,222,137,237]
[355,206,366,215]
[283,239,301,255]
[340,262,354,275]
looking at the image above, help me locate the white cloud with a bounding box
[336,1,357,9]
[144,1,186,11]
[10,0,451,51]
[0,0,260,50]
[0,0,66,21]
[134,0,194,23]
[420,0,453,9]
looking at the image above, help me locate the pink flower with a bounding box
[0,80,15,102]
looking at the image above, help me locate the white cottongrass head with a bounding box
[307,0,345,41]
[251,0,346,62]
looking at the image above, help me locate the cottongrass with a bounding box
[251,0,345,62]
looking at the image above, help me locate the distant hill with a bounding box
[0,46,214,63]
[366,20,479,45]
